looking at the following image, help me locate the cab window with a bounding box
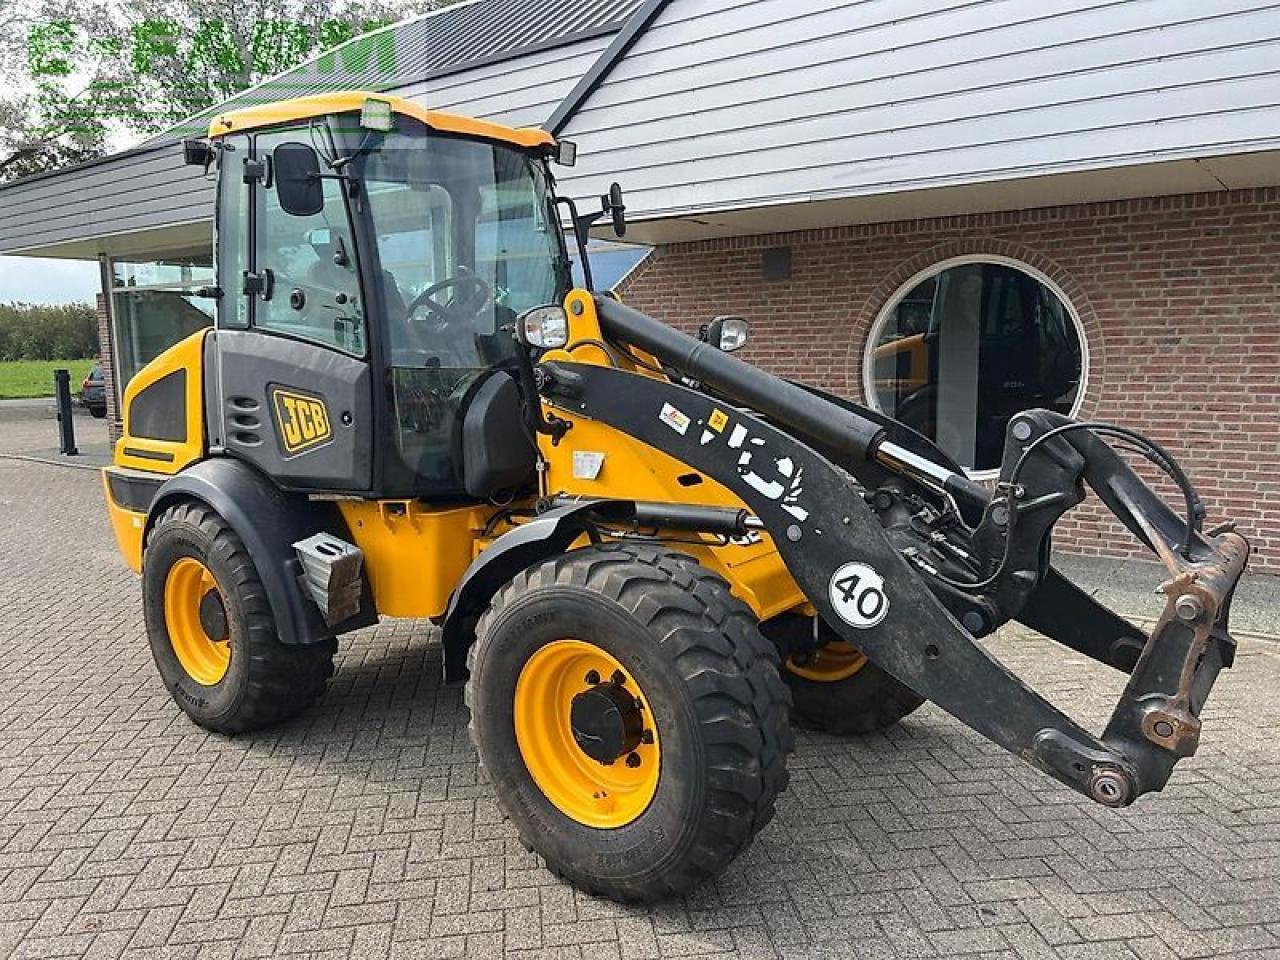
[253,129,366,356]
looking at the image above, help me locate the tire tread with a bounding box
[467,543,793,902]
[147,501,336,734]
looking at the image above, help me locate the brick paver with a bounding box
[2,450,1279,959]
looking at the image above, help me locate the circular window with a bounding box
[864,257,1087,474]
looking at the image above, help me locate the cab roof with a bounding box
[208,91,557,151]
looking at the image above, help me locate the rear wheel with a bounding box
[782,639,925,735]
[466,544,792,902]
[143,500,336,734]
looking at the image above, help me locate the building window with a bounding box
[864,256,1086,474]
[111,254,215,393]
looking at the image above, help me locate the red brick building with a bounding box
[616,190,1280,569]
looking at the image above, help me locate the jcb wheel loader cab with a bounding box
[105,92,571,730]
[203,94,563,499]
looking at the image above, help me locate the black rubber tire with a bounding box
[782,658,925,736]
[88,405,107,419]
[466,543,793,902]
[142,500,336,734]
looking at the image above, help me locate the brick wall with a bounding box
[95,292,121,443]
[619,187,1280,572]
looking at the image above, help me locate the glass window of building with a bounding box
[866,258,1086,474]
[111,253,216,390]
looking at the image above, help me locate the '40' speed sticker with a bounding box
[828,562,889,629]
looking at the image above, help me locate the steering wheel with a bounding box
[404,274,492,335]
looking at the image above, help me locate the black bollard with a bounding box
[54,368,78,456]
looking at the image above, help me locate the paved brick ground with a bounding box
[2,434,1280,959]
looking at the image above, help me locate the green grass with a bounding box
[0,359,97,399]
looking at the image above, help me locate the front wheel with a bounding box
[142,501,336,734]
[466,544,793,902]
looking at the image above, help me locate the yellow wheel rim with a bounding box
[514,639,660,829]
[164,557,231,686]
[786,641,868,682]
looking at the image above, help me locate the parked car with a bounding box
[81,364,107,418]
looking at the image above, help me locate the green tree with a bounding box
[0,1,113,180]
[0,303,98,361]
[0,0,447,182]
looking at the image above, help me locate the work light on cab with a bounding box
[360,97,395,132]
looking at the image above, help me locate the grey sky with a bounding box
[0,256,99,305]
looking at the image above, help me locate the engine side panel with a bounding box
[114,329,209,475]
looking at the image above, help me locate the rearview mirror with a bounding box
[604,182,627,238]
[273,143,324,217]
[182,138,213,170]
[553,139,578,167]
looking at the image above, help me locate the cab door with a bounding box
[209,127,374,492]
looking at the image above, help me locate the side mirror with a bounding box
[273,143,324,218]
[603,182,627,238]
[701,316,750,353]
[183,138,213,169]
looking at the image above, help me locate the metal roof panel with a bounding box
[151,0,646,143]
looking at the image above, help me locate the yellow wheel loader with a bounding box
[103,92,1250,901]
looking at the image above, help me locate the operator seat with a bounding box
[304,233,409,325]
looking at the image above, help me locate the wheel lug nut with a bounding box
[625,753,641,768]
[584,670,600,685]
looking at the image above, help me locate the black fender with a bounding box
[146,457,376,646]
[440,499,636,683]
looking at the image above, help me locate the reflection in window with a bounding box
[111,255,215,389]
[868,261,1084,473]
[569,239,652,291]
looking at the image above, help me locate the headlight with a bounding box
[518,305,569,349]
[706,315,749,353]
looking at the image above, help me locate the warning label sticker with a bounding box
[659,402,691,436]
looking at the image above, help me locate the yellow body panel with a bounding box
[337,500,498,619]
[535,292,807,622]
[208,91,556,151]
[114,330,208,475]
[102,472,146,573]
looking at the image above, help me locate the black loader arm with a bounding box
[536,298,1251,809]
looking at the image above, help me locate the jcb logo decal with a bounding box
[272,388,332,455]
